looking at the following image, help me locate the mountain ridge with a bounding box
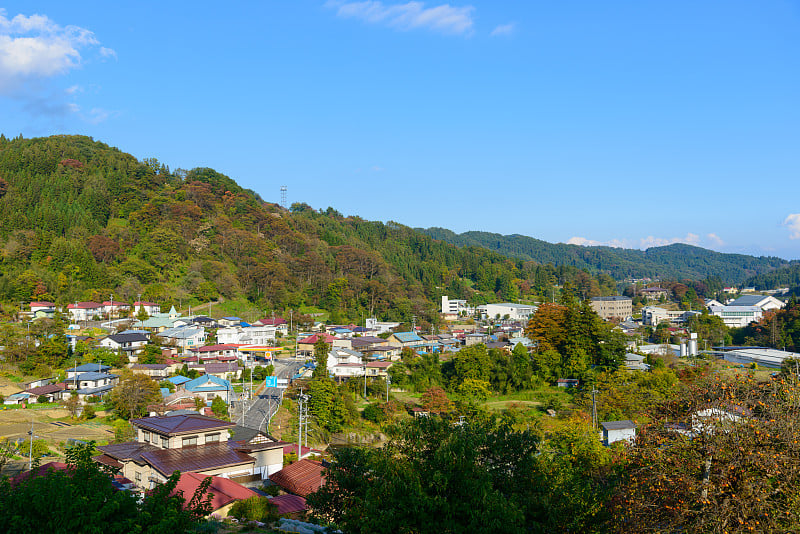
[416,227,792,284]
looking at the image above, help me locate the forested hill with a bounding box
[0,134,622,326]
[417,228,791,284]
[744,264,800,291]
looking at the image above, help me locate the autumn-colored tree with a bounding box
[420,386,453,414]
[87,235,121,263]
[109,371,162,420]
[611,373,800,533]
[525,303,568,353]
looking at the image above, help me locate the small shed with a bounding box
[601,420,636,446]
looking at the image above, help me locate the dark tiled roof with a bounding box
[108,333,149,343]
[601,420,636,431]
[26,383,65,395]
[269,459,325,497]
[131,414,234,436]
[93,454,123,469]
[141,444,254,477]
[96,442,159,463]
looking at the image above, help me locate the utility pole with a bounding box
[297,390,309,460]
[591,388,599,431]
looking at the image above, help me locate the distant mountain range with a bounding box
[416,228,795,285]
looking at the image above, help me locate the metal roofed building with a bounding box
[601,420,636,446]
[727,294,785,311]
[724,348,800,369]
[95,414,287,490]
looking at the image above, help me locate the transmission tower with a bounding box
[280,186,287,209]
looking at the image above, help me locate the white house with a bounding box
[216,325,276,346]
[67,302,103,322]
[601,420,636,446]
[100,332,149,354]
[365,318,400,334]
[134,301,161,316]
[157,326,206,351]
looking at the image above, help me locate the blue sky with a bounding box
[1,1,799,259]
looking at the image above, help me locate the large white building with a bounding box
[641,307,699,326]
[482,303,537,322]
[727,294,785,312]
[707,305,763,328]
[440,296,474,318]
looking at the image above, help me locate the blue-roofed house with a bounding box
[64,371,119,401]
[387,332,424,349]
[218,317,243,327]
[167,375,192,389]
[66,363,111,379]
[184,374,233,404]
[3,391,36,405]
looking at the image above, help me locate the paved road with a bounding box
[237,359,305,433]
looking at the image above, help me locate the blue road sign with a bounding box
[264,376,278,387]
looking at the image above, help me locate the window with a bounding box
[162,435,169,448]
[205,433,220,443]
[135,471,141,483]
[143,431,150,443]
[182,436,198,448]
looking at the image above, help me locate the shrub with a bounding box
[228,496,279,523]
[362,403,386,424]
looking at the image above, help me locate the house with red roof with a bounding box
[297,333,337,358]
[171,472,258,518]
[269,459,326,498]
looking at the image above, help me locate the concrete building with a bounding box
[590,296,632,321]
[483,303,537,322]
[707,305,763,328]
[641,306,699,326]
[727,294,785,312]
[440,296,474,319]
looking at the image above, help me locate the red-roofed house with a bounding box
[269,459,326,497]
[172,472,258,518]
[11,461,69,485]
[297,333,337,358]
[270,494,308,517]
[189,344,241,360]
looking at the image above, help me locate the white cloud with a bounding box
[640,233,700,248]
[490,23,514,37]
[784,214,800,239]
[326,1,475,35]
[0,10,111,87]
[567,233,702,250]
[706,233,724,247]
